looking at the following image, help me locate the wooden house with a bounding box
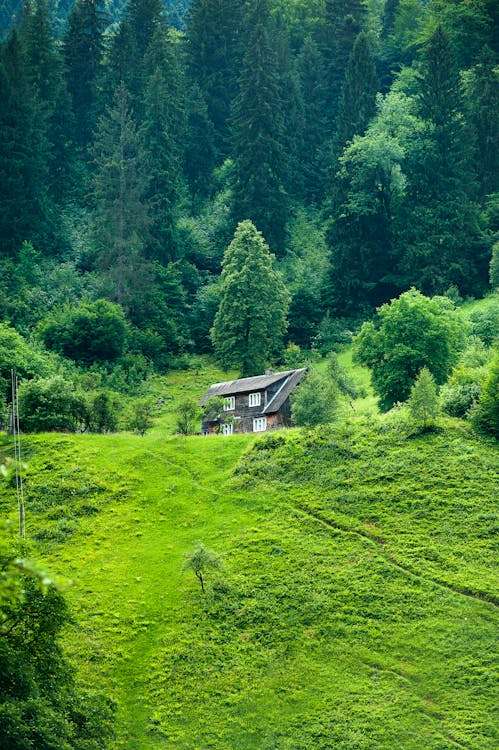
[200,368,307,435]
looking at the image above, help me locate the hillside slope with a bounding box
[0,421,497,749]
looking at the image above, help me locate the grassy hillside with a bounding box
[0,415,497,750]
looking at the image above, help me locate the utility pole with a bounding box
[11,369,25,538]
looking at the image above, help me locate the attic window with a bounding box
[223,396,235,411]
[248,392,261,407]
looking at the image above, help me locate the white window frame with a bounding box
[253,417,267,433]
[223,396,235,411]
[248,392,261,407]
[221,422,233,436]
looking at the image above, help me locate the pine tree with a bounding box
[90,83,150,306]
[463,46,499,197]
[0,30,55,256]
[273,18,305,199]
[186,0,245,157]
[296,35,328,202]
[400,25,488,296]
[211,220,289,376]
[322,0,367,128]
[231,3,288,255]
[184,82,216,204]
[333,32,378,157]
[64,0,106,149]
[104,0,166,115]
[126,0,165,61]
[19,0,74,199]
[141,29,186,262]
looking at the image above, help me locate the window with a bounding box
[253,417,267,432]
[223,396,235,411]
[248,392,261,407]
[221,422,233,436]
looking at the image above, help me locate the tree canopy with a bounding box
[354,289,467,411]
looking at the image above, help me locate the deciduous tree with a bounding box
[354,288,467,411]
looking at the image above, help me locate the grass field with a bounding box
[1,413,497,749]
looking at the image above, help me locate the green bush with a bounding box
[18,376,88,432]
[40,299,127,364]
[126,398,154,435]
[86,390,122,433]
[440,365,484,418]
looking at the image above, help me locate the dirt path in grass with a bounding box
[293,504,499,607]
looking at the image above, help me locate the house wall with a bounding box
[201,386,294,435]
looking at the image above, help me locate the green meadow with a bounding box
[1,412,497,750]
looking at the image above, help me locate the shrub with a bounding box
[126,398,154,435]
[313,314,354,354]
[86,390,122,433]
[440,365,484,418]
[40,299,127,364]
[18,376,88,433]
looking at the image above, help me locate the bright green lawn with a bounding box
[1,416,497,750]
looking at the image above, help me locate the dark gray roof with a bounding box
[199,368,307,407]
[263,368,307,414]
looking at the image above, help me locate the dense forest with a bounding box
[1,0,498,338]
[0,0,498,420]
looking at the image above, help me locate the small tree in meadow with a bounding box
[407,367,440,428]
[128,398,154,435]
[175,399,201,435]
[183,543,222,593]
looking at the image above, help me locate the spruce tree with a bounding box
[0,30,54,256]
[400,25,487,296]
[186,0,245,157]
[184,82,217,203]
[104,0,165,115]
[463,46,499,197]
[141,29,186,262]
[333,32,378,157]
[296,36,328,202]
[19,0,74,200]
[273,18,305,199]
[231,3,288,255]
[64,0,106,149]
[90,83,150,306]
[211,221,289,376]
[322,0,367,128]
